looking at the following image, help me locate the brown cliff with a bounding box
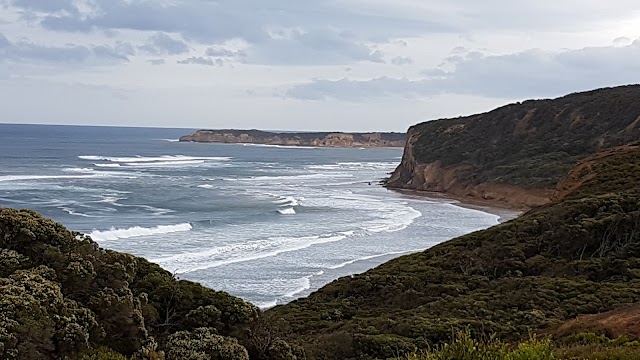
[179,129,406,148]
[386,85,640,208]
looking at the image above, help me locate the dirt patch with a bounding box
[546,304,640,339]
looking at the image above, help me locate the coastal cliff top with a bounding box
[179,129,407,147]
[405,85,640,188]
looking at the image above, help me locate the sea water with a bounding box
[0,124,500,308]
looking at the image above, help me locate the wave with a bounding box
[277,207,296,215]
[241,143,318,149]
[274,196,300,207]
[307,162,398,171]
[79,155,231,163]
[256,300,278,309]
[235,173,353,182]
[89,223,192,241]
[59,206,100,218]
[156,139,179,142]
[152,233,349,274]
[197,184,215,189]
[124,160,206,167]
[94,163,121,168]
[0,174,103,182]
[361,206,423,233]
[325,249,424,270]
[282,270,325,298]
[62,167,95,173]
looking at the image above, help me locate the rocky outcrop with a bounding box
[386,85,640,209]
[179,129,406,148]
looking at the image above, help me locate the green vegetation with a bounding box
[408,85,640,188]
[0,208,263,359]
[269,147,640,359]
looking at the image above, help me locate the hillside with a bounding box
[0,208,307,359]
[179,129,406,148]
[387,85,640,208]
[269,144,640,358]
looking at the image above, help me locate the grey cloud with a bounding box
[248,28,386,65]
[0,33,130,65]
[391,56,413,66]
[11,0,450,50]
[0,33,10,48]
[177,56,223,66]
[286,40,640,101]
[148,59,165,65]
[205,47,246,59]
[10,0,76,13]
[286,77,430,101]
[139,32,190,55]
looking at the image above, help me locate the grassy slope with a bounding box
[270,147,640,359]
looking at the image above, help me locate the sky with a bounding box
[1,1,640,132]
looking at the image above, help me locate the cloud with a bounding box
[148,59,165,66]
[139,32,190,55]
[205,47,246,59]
[247,28,385,65]
[177,56,223,66]
[286,77,429,101]
[286,40,640,101]
[0,33,131,65]
[391,56,413,66]
[10,0,76,13]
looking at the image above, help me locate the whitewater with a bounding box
[0,124,502,308]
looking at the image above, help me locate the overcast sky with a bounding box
[1,0,639,131]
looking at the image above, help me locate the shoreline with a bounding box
[268,184,520,307]
[386,187,525,223]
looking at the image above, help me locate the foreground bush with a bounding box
[0,208,257,359]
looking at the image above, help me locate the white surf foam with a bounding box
[282,270,325,298]
[124,160,206,167]
[89,223,192,241]
[325,249,424,270]
[256,300,278,309]
[153,233,349,274]
[0,174,104,182]
[307,162,398,171]
[274,196,300,207]
[236,173,353,182]
[277,207,296,215]
[80,155,231,163]
[62,167,95,173]
[60,207,99,218]
[241,143,318,149]
[197,184,215,189]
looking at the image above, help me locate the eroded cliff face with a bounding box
[179,130,406,148]
[386,85,640,209]
[386,127,553,208]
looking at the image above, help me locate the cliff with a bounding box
[179,129,406,148]
[386,85,640,208]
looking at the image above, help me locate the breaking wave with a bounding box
[89,223,193,241]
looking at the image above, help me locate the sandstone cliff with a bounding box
[179,129,406,148]
[386,85,640,208]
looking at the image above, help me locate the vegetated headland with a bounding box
[179,129,406,148]
[2,84,640,360]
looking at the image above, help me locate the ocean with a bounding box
[0,124,501,308]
